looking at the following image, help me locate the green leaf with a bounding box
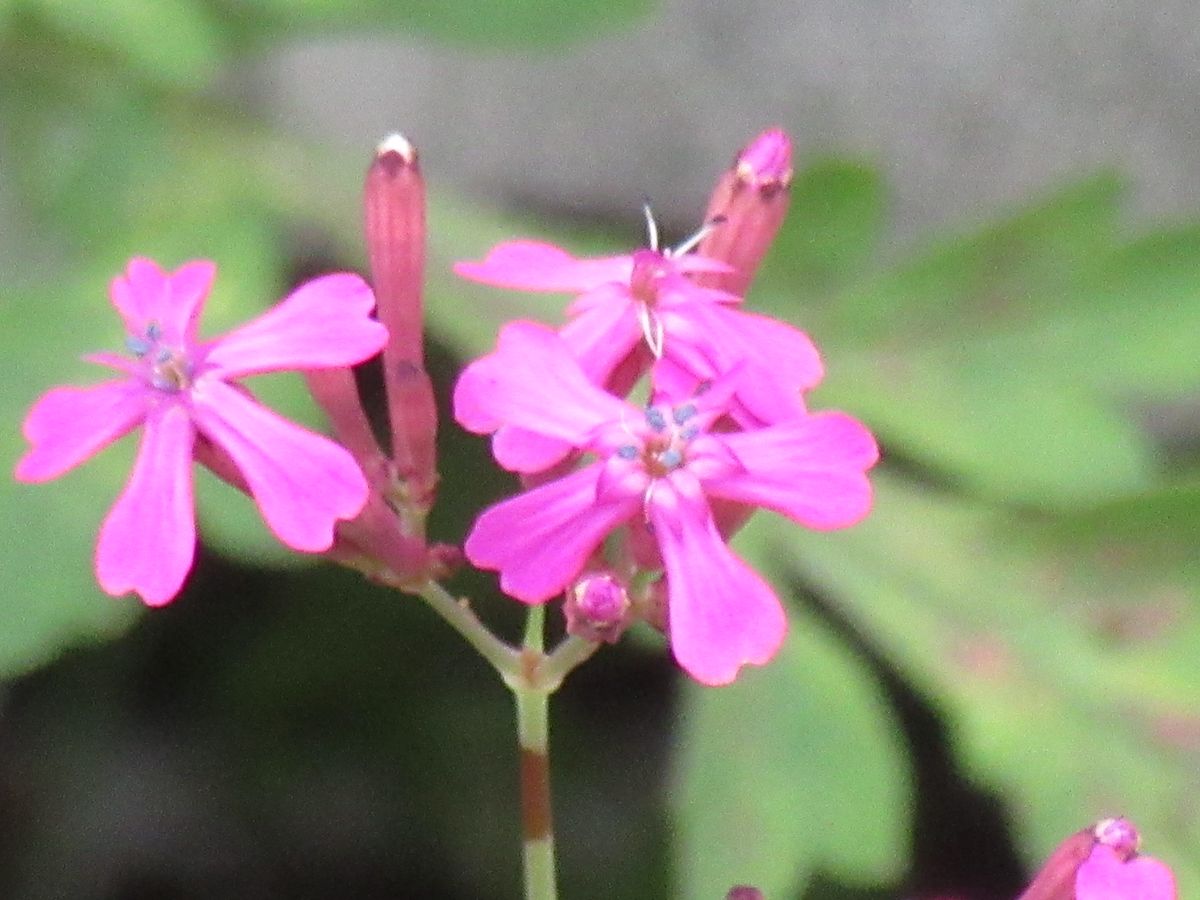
[673,606,910,898]
[810,174,1122,346]
[245,0,651,47]
[757,159,886,305]
[27,0,225,86]
[757,476,1200,896]
[0,283,142,679]
[752,173,1200,508]
[823,352,1158,505]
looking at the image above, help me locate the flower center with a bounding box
[616,403,699,478]
[126,321,193,392]
[629,250,669,306]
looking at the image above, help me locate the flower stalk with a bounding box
[514,605,557,900]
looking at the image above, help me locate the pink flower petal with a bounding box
[1076,846,1177,900]
[108,259,214,344]
[649,472,787,685]
[109,257,170,333]
[492,426,576,473]
[202,273,387,379]
[558,297,643,385]
[670,254,736,276]
[564,282,636,316]
[190,379,369,551]
[663,301,824,422]
[95,404,196,605]
[454,241,633,293]
[704,412,879,530]
[168,260,218,344]
[453,321,631,443]
[15,380,149,482]
[464,464,641,603]
[82,352,140,375]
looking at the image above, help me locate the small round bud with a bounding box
[1094,817,1140,860]
[564,573,631,643]
[725,887,764,900]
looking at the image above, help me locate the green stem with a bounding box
[414,587,600,900]
[540,634,600,690]
[415,580,518,675]
[515,605,556,900]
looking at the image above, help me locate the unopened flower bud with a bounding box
[1093,817,1139,860]
[364,133,439,515]
[696,128,794,296]
[564,573,631,643]
[725,887,764,900]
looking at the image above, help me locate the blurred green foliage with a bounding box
[2,1,1199,899]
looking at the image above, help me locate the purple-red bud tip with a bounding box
[725,887,764,900]
[736,128,793,188]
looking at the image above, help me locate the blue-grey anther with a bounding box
[616,445,638,460]
[680,425,699,440]
[659,448,683,470]
[125,335,151,358]
[644,407,667,431]
[672,403,697,425]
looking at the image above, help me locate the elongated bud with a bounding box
[1017,827,1095,900]
[365,133,439,515]
[564,572,631,643]
[305,367,389,485]
[695,128,793,296]
[725,888,764,900]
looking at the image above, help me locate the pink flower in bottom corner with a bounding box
[1076,845,1177,900]
[15,258,388,605]
[454,322,877,685]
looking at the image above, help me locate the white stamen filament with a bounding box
[642,201,659,251]
[668,215,726,258]
[642,480,658,523]
[636,304,665,359]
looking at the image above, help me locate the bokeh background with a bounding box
[2,2,1199,898]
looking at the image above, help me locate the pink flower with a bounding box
[15,258,388,605]
[1076,845,1177,900]
[454,239,823,426]
[454,322,876,685]
[1017,818,1178,900]
[1075,819,1177,900]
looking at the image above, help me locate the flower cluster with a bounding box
[453,129,879,685]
